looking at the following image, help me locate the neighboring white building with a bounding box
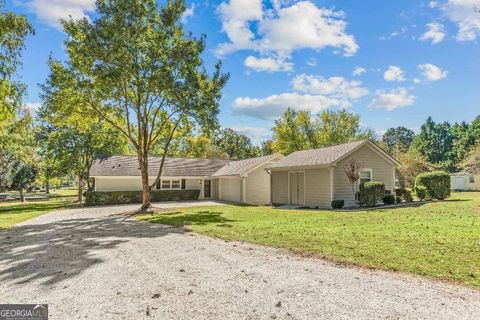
[89,154,281,205]
[451,173,480,191]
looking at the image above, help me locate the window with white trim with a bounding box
[160,179,181,190]
[359,169,372,185]
[469,176,475,183]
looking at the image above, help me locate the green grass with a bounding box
[139,192,480,289]
[0,198,76,231]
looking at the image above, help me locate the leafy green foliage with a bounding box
[382,126,415,153]
[395,148,436,188]
[213,128,260,159]
[271,108,375,155]
[395,196,402,204]
[382,194,395,205]
[415,171,451,200]
[0,2,34,120]
[10,163,37,201]
[85,190,200,206]
[359,181,385,207]
[331,200,345,209]
[403,188,414,202]
[415,185,428,201]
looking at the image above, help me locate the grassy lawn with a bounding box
[0,198,76,231]
[139,192,480,289]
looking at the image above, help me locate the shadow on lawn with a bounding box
[143,210,234,227]
[0,214,183,286]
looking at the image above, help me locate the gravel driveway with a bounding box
[0,204,479,319]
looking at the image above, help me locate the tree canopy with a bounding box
[271,108,375,155]
[60,0,228,210]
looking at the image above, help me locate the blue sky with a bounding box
[8,0,480,144]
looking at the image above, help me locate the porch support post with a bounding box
[329,167,335,204]
[242,176,247,204]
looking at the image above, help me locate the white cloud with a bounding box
[418,63,448,81]
[384,66,406,82]
[23,102,42,115]
[181,3,195,24]
[368,88,415,111]
[233,93,348,120]
[244,55,293,72]
[291,74,369,100]
[217,0,358,70]
[306,58,317,67]
[231,126,272,143]
[442,0,480,41]
[429,1,439,8]
[352,66,366,76]
[420,22,446,44]
[24,0,96,29]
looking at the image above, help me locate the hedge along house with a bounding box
[89,154,281,205]
[268,140,400,208]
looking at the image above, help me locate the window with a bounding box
[171,180,181,189]
[359,169,372,185]
[160,180,181,190]
[469,176,475,184]
[161,180,170,189]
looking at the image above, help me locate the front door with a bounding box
[289,172,304,205]
[204,180,211,198]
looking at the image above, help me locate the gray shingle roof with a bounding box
[212,154,280,177]
[269,140,368,169]
[90,155,230,177]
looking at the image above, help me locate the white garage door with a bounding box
[220,178,242,203]
[454,176,466,190]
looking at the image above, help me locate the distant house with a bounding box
[89,154,281,205]
[451,173,480,191]
[268,140,400,208]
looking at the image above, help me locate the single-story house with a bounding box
[451,173,480,191]
[89,154,281,205]
[268,140,400,208]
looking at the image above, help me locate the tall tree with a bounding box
[395,148,436,188]
[272,108,373,155]
[60,0,228,210]
[410,117,453,170]
[382,127,415,153]
[0,2,33,120]
[213,128,260,159]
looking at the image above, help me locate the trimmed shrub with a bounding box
[331,200,345,209]
[382,194,396,205]
[395,196,402,204]
[395,187,405,198]
[415,171,451,200]
[403,188,414,202]
[359,181,385,207]
[85,190,201,206]
[414,185,428,201]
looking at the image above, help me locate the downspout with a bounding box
[241,175,247,204]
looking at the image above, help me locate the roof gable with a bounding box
[212,154,281,177]
[270,140,399,170]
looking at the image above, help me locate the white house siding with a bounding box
[334,144,395,207]
[95,177,151,191]
[185,179,202,190]
[451,175,480,191]
[245,163,272,205]
[219,177,242,203]
[212,179,219,199]
[271,171,289,205]
[304,168,331,208]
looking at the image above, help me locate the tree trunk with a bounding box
[78,178,84,204]
[139,156,151,211]
[45,179,50,194]
[19,188,26,203]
